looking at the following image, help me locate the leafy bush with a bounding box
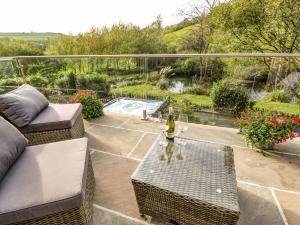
[184,84,208,95]
[147,71,161,82]
[175,58,225,83]
[264,90,292,103]
[69,90,104,119]
[26,74,49,88]
[175,98,193,116]
[0,78,23,86]
[236,110,300,150]
[157,79,170,90]
[77,74,110,97]
[159,66,175,79]
[210,79,249,114]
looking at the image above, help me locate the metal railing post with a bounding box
[15,58,26,83]
[144,57,149,81]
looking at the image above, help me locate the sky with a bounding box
[0,0,194,34]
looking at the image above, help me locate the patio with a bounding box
[85,112,300,225]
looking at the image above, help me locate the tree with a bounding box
[212,0,300,53]
[178,0,221,53]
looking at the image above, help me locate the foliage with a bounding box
[47,19,167,55]
[237,110,300,150]
[69,90,104,119]
[210,79,249,114]
[159,66,175,79]
[0,38,44,56]
[77,74,110,97]
[175,58,225,83]
[157,79,170,90]
[211,0,300,53]
[185,84,208,95]
[175,98,193,116]
[163,25,198,52]
[264,90,292,103]
[0,77,23,87]
[26,74,49,88]
[147,71,161,82]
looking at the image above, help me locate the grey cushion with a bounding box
[20,103,83,133]
[0,84,49,127]
[0,138,89,225]
[0,117,28,182]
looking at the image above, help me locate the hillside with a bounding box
[0,32,62,42]
[163,25,198,51]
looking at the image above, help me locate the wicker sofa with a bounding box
[0,115,94,225]
[0,84,85,145]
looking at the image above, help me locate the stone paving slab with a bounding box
[129,133,159,160]
[120,117,161,133]
[91,151,140,218]
[233,146,300,192]
[274,138,300,155]
[88,112,131,127]
[275,191,300,225]
[86,125,144,156]
[237,182,284,225]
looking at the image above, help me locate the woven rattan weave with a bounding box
[14,156,95,225]
[131,135,240,225]
[21,115,85,146]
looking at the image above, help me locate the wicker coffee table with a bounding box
[131,135,240,225]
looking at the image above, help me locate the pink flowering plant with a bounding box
[69,90,104,119]
[236,110,299,150]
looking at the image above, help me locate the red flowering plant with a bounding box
[69,90,104,119]
[236,110,299,150]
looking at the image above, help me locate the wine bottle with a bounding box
[166,107,175,140]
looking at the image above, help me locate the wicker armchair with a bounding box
[0,138,94,225]
[19,103,85,145]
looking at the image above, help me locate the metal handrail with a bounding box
[0,53,299,61]
[0,57,15,62]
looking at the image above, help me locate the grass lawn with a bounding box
[255,101,300,116]
[112,84,212,108]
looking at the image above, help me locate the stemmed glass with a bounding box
[177,114,188,136]
[176,114,189,160]
[159,139,168,161]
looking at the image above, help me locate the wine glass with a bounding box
[159,140,168,161]
[177,114,189,136]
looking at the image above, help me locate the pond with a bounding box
[168,77,191,93]
[168,77,267,101]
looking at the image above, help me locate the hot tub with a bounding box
[104,97,164,116]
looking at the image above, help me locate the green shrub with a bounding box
[175,98,193,116]
[27,74,49,88]
[157,79,170,90]
[0,78,23,86]
[77,74,110,97]
[211,79,249,114]
[147,71,160,82]
[264,90,292,103]
[55,72,77,90]
[69,90,104,119]
[184,84,208,95]
[175,58,225,83]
